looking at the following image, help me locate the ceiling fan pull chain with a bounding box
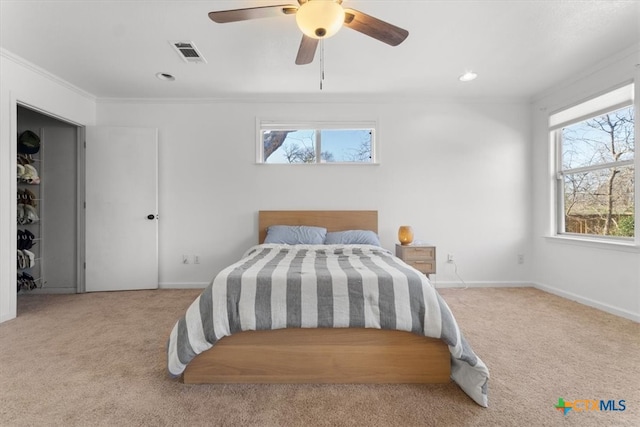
[320,39,325,90]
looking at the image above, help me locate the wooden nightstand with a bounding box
[395,244,436,277]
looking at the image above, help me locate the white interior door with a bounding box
[85,127,158,291]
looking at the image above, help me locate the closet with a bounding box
[17,105,80,294]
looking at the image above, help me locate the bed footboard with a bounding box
[183,328,451,384]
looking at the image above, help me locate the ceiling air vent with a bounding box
[170,41,207,64]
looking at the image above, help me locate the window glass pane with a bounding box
[561,105,634,170]
[263,130,316,164]
[563,165,634,237]
[261,126,375,164]
[319,129,373,163]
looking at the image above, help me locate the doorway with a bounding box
[13,103,159,310]
[17,105,83,294]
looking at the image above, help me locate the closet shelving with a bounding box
[17,132,43,292]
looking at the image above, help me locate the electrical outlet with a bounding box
[182,255,189,264]
[194,255,200,264]
[447,253,454,263]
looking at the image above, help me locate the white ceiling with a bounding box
[1,0,638,100]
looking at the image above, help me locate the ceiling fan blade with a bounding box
[343,8,409,46]
[295,35,319,65]
[208,5,298,24]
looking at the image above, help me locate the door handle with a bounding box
[147,214,155,220]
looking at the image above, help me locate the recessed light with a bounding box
[458,71,478,82]
[156,72,175,81]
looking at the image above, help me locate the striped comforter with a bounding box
[167,244,489,407]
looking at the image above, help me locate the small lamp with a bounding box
[398,225,414,245]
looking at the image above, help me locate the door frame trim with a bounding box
[77,127,86,293]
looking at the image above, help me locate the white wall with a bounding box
[530,45,640,321]
[4,43,637,326]
[96,98,532,289]
[0,50,96,322]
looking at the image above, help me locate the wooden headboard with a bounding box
[258,210,378,244]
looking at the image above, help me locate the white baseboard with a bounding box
[0,313,16,323]
[22,288,77,295]
[159,282,210,289]
[431,280,531,289]
[533,281,640,323]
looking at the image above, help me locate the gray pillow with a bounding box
[264,225,327,245]
[324,230,381,246]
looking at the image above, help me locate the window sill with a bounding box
[544,235,640,253]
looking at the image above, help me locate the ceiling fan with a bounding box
[208,0,409,65]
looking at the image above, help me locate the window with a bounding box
[551,83,635,240]
[258,121,377,164]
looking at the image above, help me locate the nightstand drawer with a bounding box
[405,260,435,274]
[396,246,435,261]
[395,244,436,276]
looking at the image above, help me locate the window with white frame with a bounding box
[258,121,377,164]
[550,83,635,239]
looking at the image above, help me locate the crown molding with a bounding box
[0,48,97,102]
[95,93,528,105]
[530,42,640,105]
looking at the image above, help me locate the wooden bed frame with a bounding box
[182,210,451,384]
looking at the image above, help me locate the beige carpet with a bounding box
[0,287,638,427]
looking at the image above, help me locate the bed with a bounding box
[166,210,489,407]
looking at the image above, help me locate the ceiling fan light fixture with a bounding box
[296,0,345,39]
